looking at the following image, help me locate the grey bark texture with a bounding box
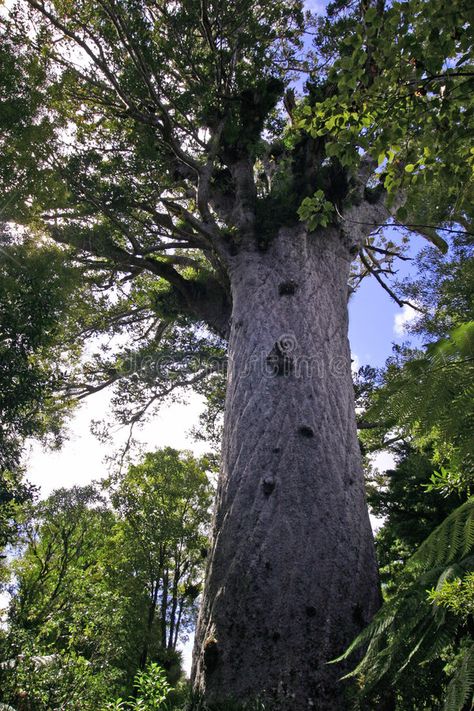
[192,225,380,710]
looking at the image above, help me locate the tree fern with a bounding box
[336,500,474,709]
[408,500,474,572]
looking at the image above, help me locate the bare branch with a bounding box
[359,252,423,311]
[365,244,412,261]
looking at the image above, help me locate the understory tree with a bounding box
[1,0,472,707]
[367,445,463,583]
[108,448,213,671]
[1,486,124,709]
[1,450,211,709]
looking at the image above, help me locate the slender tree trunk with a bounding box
[160,568,169,648]
[140,579,160,669]
[168,562,180,650]
[192,226,380,710]
[173,597,184,650]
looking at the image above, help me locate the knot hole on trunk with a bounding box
[262,477,276,496]
[203,637,219,674]
[352,603,365,627]
[279,280,298,296]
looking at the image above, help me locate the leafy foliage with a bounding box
[103,667,270,711]
[0,646,121,711]
[409,500,474,574]
[103,663,173,711]
[0,470,35,561]
[297,189,335,229]
[442,642,474,711]
[428,572,474,621]
[302,0,473,236]
[399,234,474,340]
[367,445,462,586]
[108,448,214,667]
[2,485,132,706]
[0,238,88,469]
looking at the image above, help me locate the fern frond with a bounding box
[367,322,474,486]
[338,501,474,703]
[408,499,474,573]
[331,604,399,664]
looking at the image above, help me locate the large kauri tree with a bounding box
[1,0,472,707]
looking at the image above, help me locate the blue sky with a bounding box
[349,245,420,367]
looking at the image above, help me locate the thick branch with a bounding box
[49,226,231,335]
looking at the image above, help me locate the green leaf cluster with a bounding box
[304,0,473,223]
[0,237,93,470]
[103,663,172,711]
[297,189,335,230]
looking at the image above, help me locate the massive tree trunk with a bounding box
[192,225,380,709]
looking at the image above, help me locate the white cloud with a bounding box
[368,450,396,533]
[371,450,396,474]
[393,303,419,337]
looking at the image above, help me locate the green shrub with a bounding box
[103,663,172,710]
